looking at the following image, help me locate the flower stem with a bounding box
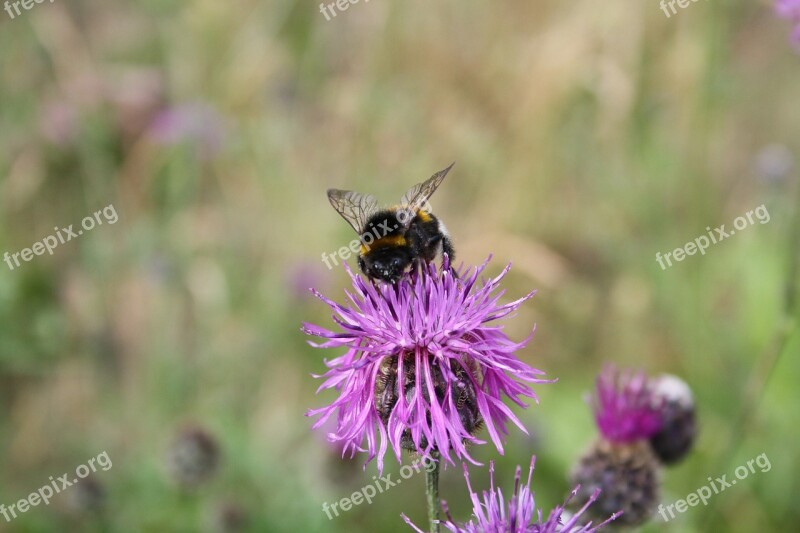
[425,451,441,533]
[704,173,800,527]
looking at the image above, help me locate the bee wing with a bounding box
[327,189,379,234]
[399,162,455,224]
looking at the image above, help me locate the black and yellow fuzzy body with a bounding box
[328,163,456,285]
[356,208,454,284]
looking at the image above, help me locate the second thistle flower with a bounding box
[403,456,620,532]
[571,367,663,527]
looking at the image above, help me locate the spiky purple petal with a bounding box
[593,366,662,443]
[776,0,800,48]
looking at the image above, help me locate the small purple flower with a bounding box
[286,261,328,302]
[149,101,225,159]
[403,456,621,532]
[776,0,800,18]
[754,144,793,184]
[304,257,550,471]
[592,366,662,443]
[39,101,79,146]
[775,0,800,48]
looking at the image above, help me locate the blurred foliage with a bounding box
[0,0,798,531]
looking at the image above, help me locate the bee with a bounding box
[327,163,455,284]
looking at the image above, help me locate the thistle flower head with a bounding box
[304,257,551,471]
[403,456,621,532]
[592,366,662,443]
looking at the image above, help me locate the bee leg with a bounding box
[441,236,455,262]
[441,237,458,277]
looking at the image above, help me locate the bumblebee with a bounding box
[327,163,455,284]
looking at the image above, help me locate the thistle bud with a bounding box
[165,426,221,489]
[572,438,661,527]
[211,502,249,533]
[66,475,106,514]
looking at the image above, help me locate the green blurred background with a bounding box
[1,0,798,531]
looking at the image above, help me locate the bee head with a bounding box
[364,249,412,284]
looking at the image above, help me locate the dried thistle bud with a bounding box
[66,475,106,514]
[211,502,249,533]
[571,438,661,528]
[165,426,221,489]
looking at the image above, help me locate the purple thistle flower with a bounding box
[304,257,550,471]
[592,366,662,443]
[403,456,621,532]
[569,366,665,527]
[775,0,800,48]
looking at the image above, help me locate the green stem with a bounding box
[425,451,441,533]
[703,172,800,527]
